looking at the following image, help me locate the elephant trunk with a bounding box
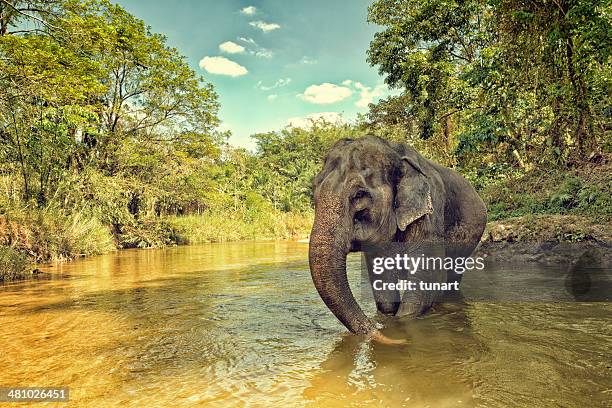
[308,194,375,335]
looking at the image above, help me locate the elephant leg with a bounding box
[396,245,447,317]
[365,253,400,315]
[396,269,446,318]
[368,269,401,315]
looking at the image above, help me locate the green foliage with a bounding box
[366,0,611,169]
[0,0,235,259]
[0,0,221,207]
[0,206,115,262]
[1,0,609,263]
[549,177,611,214]
[481,163,612,222]
[251,121,360,211]
[168,210,313,244]
[0,246,28,281]
[117,217,185,249]
[0,0,323,259]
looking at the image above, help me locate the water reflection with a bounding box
[0,242,610,407]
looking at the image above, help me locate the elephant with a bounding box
[308,135,487,344]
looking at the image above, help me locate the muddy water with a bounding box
[0,242,610,407]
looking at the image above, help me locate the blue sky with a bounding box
[115,0,390,149]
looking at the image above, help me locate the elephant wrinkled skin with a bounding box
[308,136,487,343]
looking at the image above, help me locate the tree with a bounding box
[0,31,104,202]
[58,1,221,169]
[252,120,359,211]
[0,0,221,206]
[366,0,611,169]
[0,0,60,36]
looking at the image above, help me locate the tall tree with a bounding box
[366,0,611,167]
[0,0,221,205]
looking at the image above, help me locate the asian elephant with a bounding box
[308,135,487,344]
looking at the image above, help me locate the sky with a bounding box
[115,0,391,149]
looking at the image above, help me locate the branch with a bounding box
[436,106,484,122]
[449,50,470,63]
[0,0,61,32]
[551,0,567,16]
[5,28,46,35]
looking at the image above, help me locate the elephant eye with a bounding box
[353,190,369,200]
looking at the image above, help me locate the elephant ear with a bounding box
[395,156,433,231]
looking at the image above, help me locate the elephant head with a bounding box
[309,136,433,340]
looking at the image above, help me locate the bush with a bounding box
[0,208,115,262]
[0,246,29,281]
[168,210,312,244]
[117,218,186,248]
[479,161,611,222]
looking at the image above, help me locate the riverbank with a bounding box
[2,212,607,282]
[0,209,313,281]
[473,156,611,264]
[477,215,611,267]
[1,157,609,282]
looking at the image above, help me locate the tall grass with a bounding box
[0,207,115,263]
[0,198,312,266]
[168,210,313,244]
[479,160,612,222]
[0,246,29,281]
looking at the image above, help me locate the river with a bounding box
[0,242,610,407]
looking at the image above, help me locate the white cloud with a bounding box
[199,56,248,77]
[353,82,387,108]
[249,20,281,32]
[287,112,344,129]
[253,49,273,58]
[219,41,245,54]
[267,94,278,102]
[300,56,317,65]
[298,83,352,104]
[240,6,256,15]
[342,79,352,86]
[239,37,257,45]
[257,78,291,91]
[237,37,273,58]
